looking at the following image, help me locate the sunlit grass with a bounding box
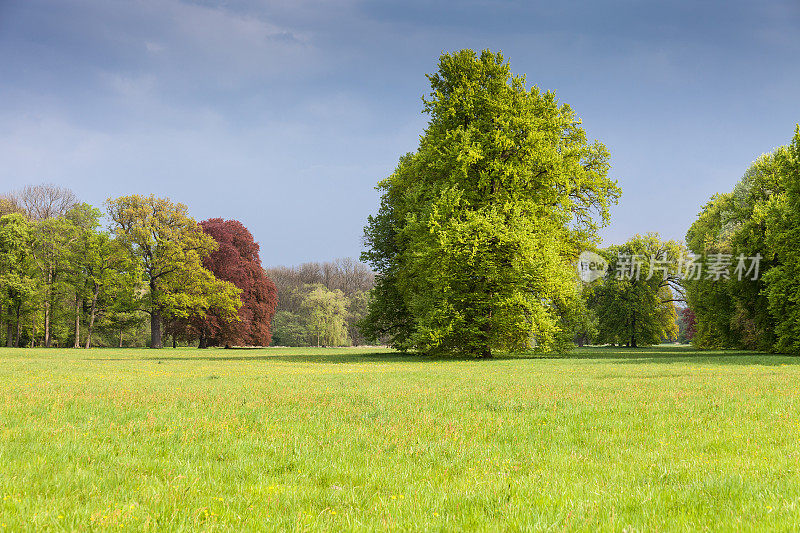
[1,345,798,530]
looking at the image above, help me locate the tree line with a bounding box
[0,187,278,349]
[266,258,374,346]
[4,50,797,356]
[684,127,800,353]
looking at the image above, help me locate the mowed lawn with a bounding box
[1,346,799,531]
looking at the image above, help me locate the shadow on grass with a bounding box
[140,351,424,364]
[100,344,800,366]
[538,345,800,366]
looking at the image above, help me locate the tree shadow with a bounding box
[86,345,799,367]
[541,345,800,366]
[141,350,426,364]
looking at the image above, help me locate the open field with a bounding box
[1,346,799,531]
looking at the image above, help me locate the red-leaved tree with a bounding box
[195,218,277,348]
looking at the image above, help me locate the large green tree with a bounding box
[107,195,241,348]
[361,49,619,357]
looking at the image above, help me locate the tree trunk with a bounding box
[43,304,50,348]
[151,309,163,349]
[85,286,99,349]
[198,331,208,349]
[44,268,53,348]
[479,316,492,358]
[73,293,81,348]
[172,335,177,349]
[119,327,123,348]
[14,305,21,348]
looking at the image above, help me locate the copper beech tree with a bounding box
[190,218,277,348]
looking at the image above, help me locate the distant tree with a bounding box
[301,285,350,347]
[0,195,24,217]
[0,214,37,347]
[361,49,619,357]
[587,234,682,347]
[266,258,374,346]
[569,293,599,347]
[12,184,77,221]
[270,310,308,347]
[192,218,277,348]
[677,307,696,343]
[29,215,79,347]
[63,204,140,349]
[107,195,241,348]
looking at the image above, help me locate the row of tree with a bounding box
[0,186,277,348]
[5,50,794,356]
[266,259,374,346]
[685,127,800,353]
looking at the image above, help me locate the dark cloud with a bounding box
[0,0,798,264]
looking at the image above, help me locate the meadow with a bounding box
[1,345,799,531]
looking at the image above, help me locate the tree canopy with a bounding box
[685,126,800,353]
[107,195,241,348]
[192,218,277,348]
[361,49,620,357]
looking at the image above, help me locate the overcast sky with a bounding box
[1,0,799,266]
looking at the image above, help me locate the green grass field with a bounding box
[1,346,799,531]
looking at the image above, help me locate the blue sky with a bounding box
[1,0,798,266]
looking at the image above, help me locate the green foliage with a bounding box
[763,127,800,353]
[0,214,37,346]
[686,127,800,353]
[270,310,309,347]
[586,234,681,347]
[301,284,350,347]
[362,49,619,357]
[107,195,241,348]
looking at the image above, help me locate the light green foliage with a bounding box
[2,346,800,530]
[0,214,37,346]
[686,127,800,353]
[763,127,800,353]
[587,234,681,347]
[362,50,619,357]
[107,195,241,348]
[65,204,142,348]
[301,284,350,347]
